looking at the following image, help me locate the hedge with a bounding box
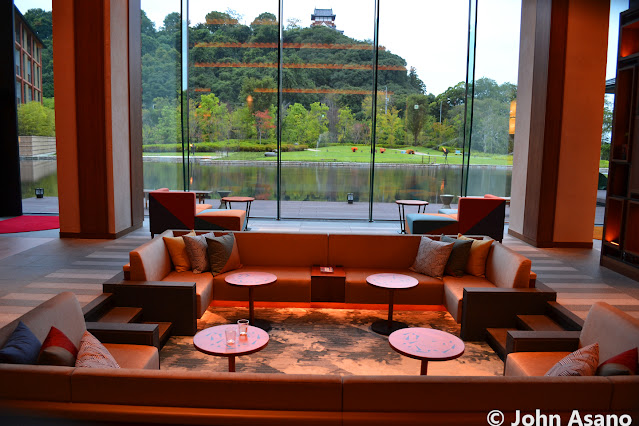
[142,140,308,153]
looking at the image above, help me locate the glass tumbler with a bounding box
[225,327,236,346]
[238,319,249,337]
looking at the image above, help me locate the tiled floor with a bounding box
[0,219,637,328]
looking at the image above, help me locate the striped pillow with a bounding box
[75,331,120,369]
[545,343,599,376]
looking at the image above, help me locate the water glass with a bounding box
[238,319,249,337]
[225,327,236,346]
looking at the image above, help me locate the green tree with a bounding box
[283,103,309,144]
[23,9,54,98]
[17,101,55,136]
[309,102,329,147]
[337,107,355,143]
[601,97,613,160]
[405,94,429,144]
[196,93,231,142]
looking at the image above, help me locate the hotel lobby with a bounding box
[0,0,638,424]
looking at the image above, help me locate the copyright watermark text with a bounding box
[486,409,632,426]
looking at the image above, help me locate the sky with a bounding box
[15,0,629,96]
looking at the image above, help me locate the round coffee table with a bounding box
[193,324,269,372]
[221,196,255,230]
[366,273,418,335]
[225,272,277,332]
[389,328,465,375]
[395,200,429,234]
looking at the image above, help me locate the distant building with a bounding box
[14,7,44,105]
[311,8,343,33]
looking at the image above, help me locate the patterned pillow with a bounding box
[545,343,599,376]
[441,235,473,277]
[206,233,242,276]
[596,347,637,376]
[37,326,78,367]
[75,331,120,369]
[458,235,493,277]
[0,321,41,364]
[163,231,196,272]
[410,236,454,278]
[183,232,216,274]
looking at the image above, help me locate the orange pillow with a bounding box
[163,231,196,272]
[458,234,493,277]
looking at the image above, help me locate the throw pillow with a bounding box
[183,232,216,274]
[545,343,599,376]
[410,236,454,278]
[75,331,120,369]
[37,326,78,367]
[163,231,196,272]
[458,235,493,277]
[441,235,473,277]
[0,321,41,364]
[206,233,242,276]
[596,347,637,376]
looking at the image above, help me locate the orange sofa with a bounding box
[117,231,536,332]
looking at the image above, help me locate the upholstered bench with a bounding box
[195,209,247,232]
[406,213,458,235]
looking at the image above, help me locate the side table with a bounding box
[222,196,255,230]
[310,266,345,302]
[194,324,269,372]
[395,200,429,234]
[366,273,418,335]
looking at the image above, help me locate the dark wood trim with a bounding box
[59,222,142,240]
[128,0,144,227]
[601,255,639,281]
[74,0,109,234]
[0,1,23,217]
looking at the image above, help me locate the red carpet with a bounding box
[0,216,60,233]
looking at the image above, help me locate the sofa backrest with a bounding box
[70,368,343,412]
[129,230,173,281]
[149,191,197,234]
[457,196,506,241]
[485,242,532,288]
[328,234,421,269]
[0,292,86,350]
[580,302,639,362]
[235,232,328,267]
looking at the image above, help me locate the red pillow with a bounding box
[37,326,78,367]
[597,348,638,376]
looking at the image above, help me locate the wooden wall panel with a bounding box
[129,0,144,226]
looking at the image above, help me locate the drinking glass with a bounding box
[225,328,236,346]
[238,319,249,337]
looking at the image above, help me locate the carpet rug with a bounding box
[0,215,59,233]
[161,307,503,376]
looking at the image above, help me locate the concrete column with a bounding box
[509,0,610,248]
[53,0,143,238]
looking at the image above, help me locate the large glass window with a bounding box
[140,0,520,221]
[15,47,20,76]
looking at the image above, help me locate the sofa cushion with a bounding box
[195,209,246,231]
[405,213,459,235]
[505,352,569,377]
[344,268,443,305]
[163,231,195,272]
[485,242,532,288]
[458,235,493,277]
[442,276,496,323]
[183,232,216,274]
[235,232,328,267]
[206,234,242,276]
[579,302,639,363]
[38,326,78,367]
[329,234,421,269]
[410,237,454,278]
[163,271,213,317]
[545,343,599,377]
[195,203,213,213]
[76,331,120,369]
[0,321,41,364]
[102,343,159,370]
[441,235,473,277]
[597,347,637,376]
[214,266,311,302]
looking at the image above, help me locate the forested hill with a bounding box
[142,10,428,117]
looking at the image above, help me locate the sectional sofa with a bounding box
[117,230,537,334]
[0,293,637,425]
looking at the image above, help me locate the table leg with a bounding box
[248,287,255,325]
[371,289,408,336]
[420,359,428,375]
[398,204,406,234]
[244,201,252,231]
[247,286,271,332]
[229,356,236,372]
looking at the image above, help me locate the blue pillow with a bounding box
[0,321,42,364]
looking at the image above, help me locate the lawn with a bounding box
[144,146,514,166]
